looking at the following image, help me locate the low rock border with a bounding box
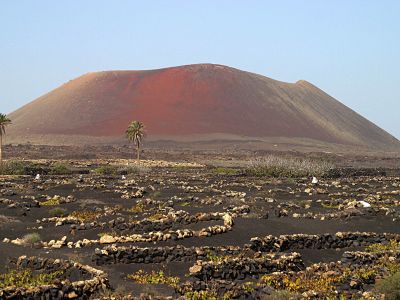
[0,256,109,299]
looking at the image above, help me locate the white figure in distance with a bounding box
[311,176,318,184]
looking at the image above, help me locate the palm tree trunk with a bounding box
[0,134,3,171]
[136,141,140,161]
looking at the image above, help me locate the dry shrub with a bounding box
[246,155,334,178]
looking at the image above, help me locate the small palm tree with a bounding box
[126,121,145,161]
[0,113,12,168]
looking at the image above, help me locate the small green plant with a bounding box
[205,250,233,263]
[184,290,218,300]
[49,163,72,175]
[22,233,41,245]
[321,202,340,209]
[0,269,64,288]
[126,203,144,213]
[40,198,60,206]
[376,272,400,300]
[127,270,180,287]
[94,165,119,175]
[147,213,165,221]
[94,164,150,176]
[213,167,241,175]
[0,160,41,175]
[70,210,101,222]
[366,240,400,253]
[49,207,68,217]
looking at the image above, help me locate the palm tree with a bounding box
[0,113,12,168]
[126,121,145,161]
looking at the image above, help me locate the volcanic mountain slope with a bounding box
[7,64,399,149]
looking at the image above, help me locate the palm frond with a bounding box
[0,113,11,137]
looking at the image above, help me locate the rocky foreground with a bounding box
[0,159,399,299]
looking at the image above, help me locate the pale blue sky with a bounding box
[1,0,399,137]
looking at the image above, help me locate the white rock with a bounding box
[222,213,233,227]
[99,234,117,244]
[358,201,371,208]
[312,177,319,184]
[11,238,24,246]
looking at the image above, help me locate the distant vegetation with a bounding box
[126,120,145,161]
[0,160,39,175]
[246,155,334,178]
[93,164,150,176]
[49,207,68,217]
[21,233,41,245]
[213,167,242,175]
[48,162,72,175]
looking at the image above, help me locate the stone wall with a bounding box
[0,256,109,299]
[188,252,304,280]
[248,232,400,252]
[93,245,242,265]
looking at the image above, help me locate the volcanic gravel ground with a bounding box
[1,162,400,298]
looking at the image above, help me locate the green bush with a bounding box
[213,167,241,175]
[0,269,64,288]
[49,207,68,217]
[94,165,119,175]
[246,156,333,178]
[376,272,400,300]
[22,233,41,245]
[0,160,42,175]
[49,163,72,175]
[40,197,60,206]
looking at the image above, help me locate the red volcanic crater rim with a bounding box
[7,64,400,147]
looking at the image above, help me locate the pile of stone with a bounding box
[97,228,194,245]
[189,252,304,280]
[222,190,247,198]
[0,197,40,209]
[0,256,109,299]
[248,232,400,252]
[107,210,226,233]
[121,187,146,199]
[198,224,231,237]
